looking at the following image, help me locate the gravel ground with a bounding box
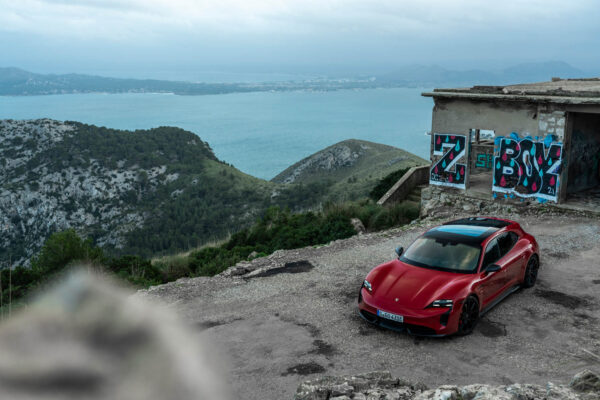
[140,213,600,400]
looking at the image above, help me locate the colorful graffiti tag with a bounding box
[430,134,467,189]
[475,153,493,169]
[492,132,563,202]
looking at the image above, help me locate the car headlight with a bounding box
[363,279,372,292]
[428,299,453,308]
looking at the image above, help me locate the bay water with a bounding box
[0,88,433,180]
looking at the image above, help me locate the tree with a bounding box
[31,229,103,274]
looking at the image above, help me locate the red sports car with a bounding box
[358,217,539,336]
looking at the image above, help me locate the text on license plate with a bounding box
[377,310,403,323]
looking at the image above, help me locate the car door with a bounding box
[497,231,523,287]
[478,237,505,308]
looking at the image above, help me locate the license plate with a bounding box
[377,310,404,323]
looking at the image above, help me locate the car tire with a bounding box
[456,296,479,336]
[522,255,539,288]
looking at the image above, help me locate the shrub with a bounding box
[106,255,164,286]
[189,207,356,276]
[154,256,194,282]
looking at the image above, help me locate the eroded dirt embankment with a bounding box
[139,214,600,400]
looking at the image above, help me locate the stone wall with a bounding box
[378,165,429,205]
[538,109,566,140]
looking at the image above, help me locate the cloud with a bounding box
[0,0,598,73]
[0,0,596,41]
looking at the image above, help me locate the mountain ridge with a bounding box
[377,61,586,86]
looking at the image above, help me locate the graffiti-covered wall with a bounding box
[430,134,467,189]
[492,132,563,202]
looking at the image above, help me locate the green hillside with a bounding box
[1,121,426,265]
[272,139,427,201]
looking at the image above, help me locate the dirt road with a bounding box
[140,214,600,399]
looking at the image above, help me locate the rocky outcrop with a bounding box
[218,248,294,278]
[350,218,367,235]
[294,370,600,400]
[275,143,367,184]
[294,372,425,400]
[0,268,228,400]
[271,139,426,189]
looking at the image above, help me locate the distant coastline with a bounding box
[0,61,586,96]
[0,67,390,97]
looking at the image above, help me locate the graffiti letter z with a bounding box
[430,134,467,189]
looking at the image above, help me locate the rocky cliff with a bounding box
[0,119,279,263]
[1,119,147,261]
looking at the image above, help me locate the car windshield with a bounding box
[400,237,481,273]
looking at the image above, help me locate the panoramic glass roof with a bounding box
[425,218,509,245]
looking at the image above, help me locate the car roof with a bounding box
[444,217,512,229]
[425,218,511,245]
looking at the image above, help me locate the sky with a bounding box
[1,0,600,78]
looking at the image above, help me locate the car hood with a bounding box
[366,260,471,309]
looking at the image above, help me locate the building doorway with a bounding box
[566,112,600,208]
[467,129,495,196]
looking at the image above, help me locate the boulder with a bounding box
[570,370,600,393]
[351,218,367,235]
[0,268,227,400]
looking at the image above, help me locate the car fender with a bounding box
[422,275,475,309]
[364,261,394,289]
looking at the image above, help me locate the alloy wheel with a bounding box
[523,257,539,288]
[457,296,479,335]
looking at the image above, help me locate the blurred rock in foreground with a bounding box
[0,269,228,400]
[294,370,600,400]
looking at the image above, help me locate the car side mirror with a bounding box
[395,246,404,258]
[484,264,501,274]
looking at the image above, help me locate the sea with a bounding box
[0,87,433,180]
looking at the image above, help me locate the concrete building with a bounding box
[421,78,600,209]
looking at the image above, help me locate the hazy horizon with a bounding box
[1,0,599,79]
[1,60,596,84]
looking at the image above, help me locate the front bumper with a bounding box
[358,288,460,336]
